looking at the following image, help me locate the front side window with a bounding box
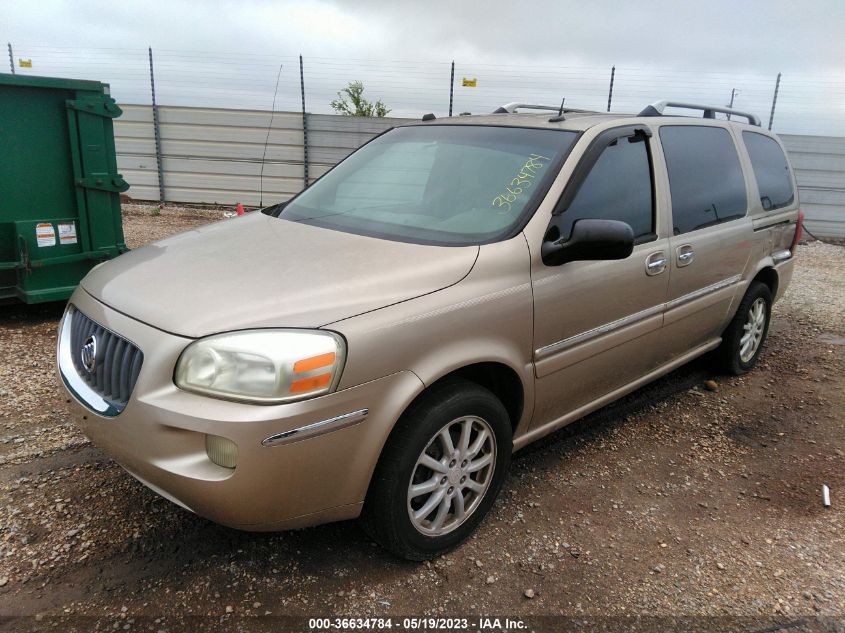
[742,131,795,211]
[272,125,579,245]
[660,126,747,235]
[557,132,654,240]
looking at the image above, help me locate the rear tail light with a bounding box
[790,210,805,254]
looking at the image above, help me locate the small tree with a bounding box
[330,81,391,117]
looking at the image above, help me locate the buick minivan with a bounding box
[57,100,802,559]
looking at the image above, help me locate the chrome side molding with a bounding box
[262,408,369,447]
[535,274,743,360]
[535,303,664,360]
[664,275,742,312]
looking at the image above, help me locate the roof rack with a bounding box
[638,100,761,126]
[492,102,593,115]
[493,103,560,113]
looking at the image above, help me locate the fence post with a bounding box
[449,60,455,117]
[7,43,14,74]
[607,65,615,112]
[300,55,309,188]
[147,47,165,205]
[768,72,781,131]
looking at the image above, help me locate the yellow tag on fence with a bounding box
[18,59,32,68]
[462,77,477,87]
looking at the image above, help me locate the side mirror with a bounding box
[541,218,634,266]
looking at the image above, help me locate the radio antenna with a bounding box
[259,63,283,208]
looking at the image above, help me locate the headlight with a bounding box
[174,329,346,404]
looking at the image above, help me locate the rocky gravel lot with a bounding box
[0,206,843,632]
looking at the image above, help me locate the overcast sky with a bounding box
[3,0,845,134]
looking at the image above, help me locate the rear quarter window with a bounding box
[659,126,747,235]
[742,131,795,211]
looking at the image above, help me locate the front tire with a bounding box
[361,379,511,560]
[718,281,772,375]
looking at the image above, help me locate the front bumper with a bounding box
[58,288,424,530]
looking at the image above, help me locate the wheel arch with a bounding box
[426,361,526,434]
[751,265,779,299]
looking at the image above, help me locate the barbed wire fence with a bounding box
[6,43,845,137]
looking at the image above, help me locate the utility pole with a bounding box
[726,88,738,120]
[7,43,15,74]
[607,65,615,112]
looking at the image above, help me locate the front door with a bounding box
[528,125,672,431]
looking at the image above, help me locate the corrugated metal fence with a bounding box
[114,105,845,236]
[115,104,402,206]
[780,135,845,238]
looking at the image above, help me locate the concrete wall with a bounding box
[114,105,845,236]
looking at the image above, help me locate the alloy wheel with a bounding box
[406,416,497,536]
[739,297,767,363]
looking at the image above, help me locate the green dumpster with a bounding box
[0,73,129,304]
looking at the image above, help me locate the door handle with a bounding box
[676,244,695,267]
[645,252,667,276]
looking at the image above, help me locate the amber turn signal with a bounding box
[290,373,332,393]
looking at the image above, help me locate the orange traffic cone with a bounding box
[236,202,245,216]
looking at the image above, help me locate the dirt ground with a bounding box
[0,205,843,632]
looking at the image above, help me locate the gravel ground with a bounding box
[121,204,231,249]
[0,207,843,632]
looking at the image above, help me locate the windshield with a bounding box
[271,125,579,245]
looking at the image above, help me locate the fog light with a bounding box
[206,434,238,469]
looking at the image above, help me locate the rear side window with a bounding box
[660,126,747,235]
[559,134,654,240]
[742,132,794,211]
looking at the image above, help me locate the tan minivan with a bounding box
[57,100,802,559]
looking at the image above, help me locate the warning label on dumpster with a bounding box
[36,223,56,247]
[58,222,78,245]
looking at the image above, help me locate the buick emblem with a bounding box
[80,335,98,374]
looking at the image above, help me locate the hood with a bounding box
[82,213,478,338]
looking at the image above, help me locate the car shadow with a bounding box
[0,300,66,326]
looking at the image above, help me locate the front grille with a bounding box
[67,308,143,413]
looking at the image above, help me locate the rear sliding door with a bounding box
[657,125,752,355]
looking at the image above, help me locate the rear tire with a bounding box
[718,281,772,375]
[361,379,511,560]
